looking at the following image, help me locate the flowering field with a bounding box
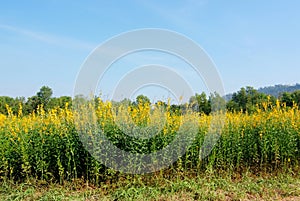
[0,99,299,184]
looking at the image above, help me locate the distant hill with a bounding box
[225,83,300,101]
[258,83,300,97]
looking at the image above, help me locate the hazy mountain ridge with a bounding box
[258,83,300,97]
[225,83,300,101]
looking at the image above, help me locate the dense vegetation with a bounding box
[0,85,300,186]
[0,85,299,201]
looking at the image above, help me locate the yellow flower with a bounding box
[0,113,6,126]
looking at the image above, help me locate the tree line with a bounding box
[0,86,71,115]
[1,86,300,116]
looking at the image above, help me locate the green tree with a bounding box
[280,90,300,107]
[24,86,53,114]
[49,96,72,109]
[291,90,300,106]
[37,86,53,107]
[209,92,226,113]
[0,96,24,115]
[134,95,151,105]
[228,86,275,113]
[189,92,211,114]
[24,95,40,114]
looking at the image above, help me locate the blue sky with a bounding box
[0,0,299,100]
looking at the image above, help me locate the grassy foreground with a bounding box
[1,170,300,201]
